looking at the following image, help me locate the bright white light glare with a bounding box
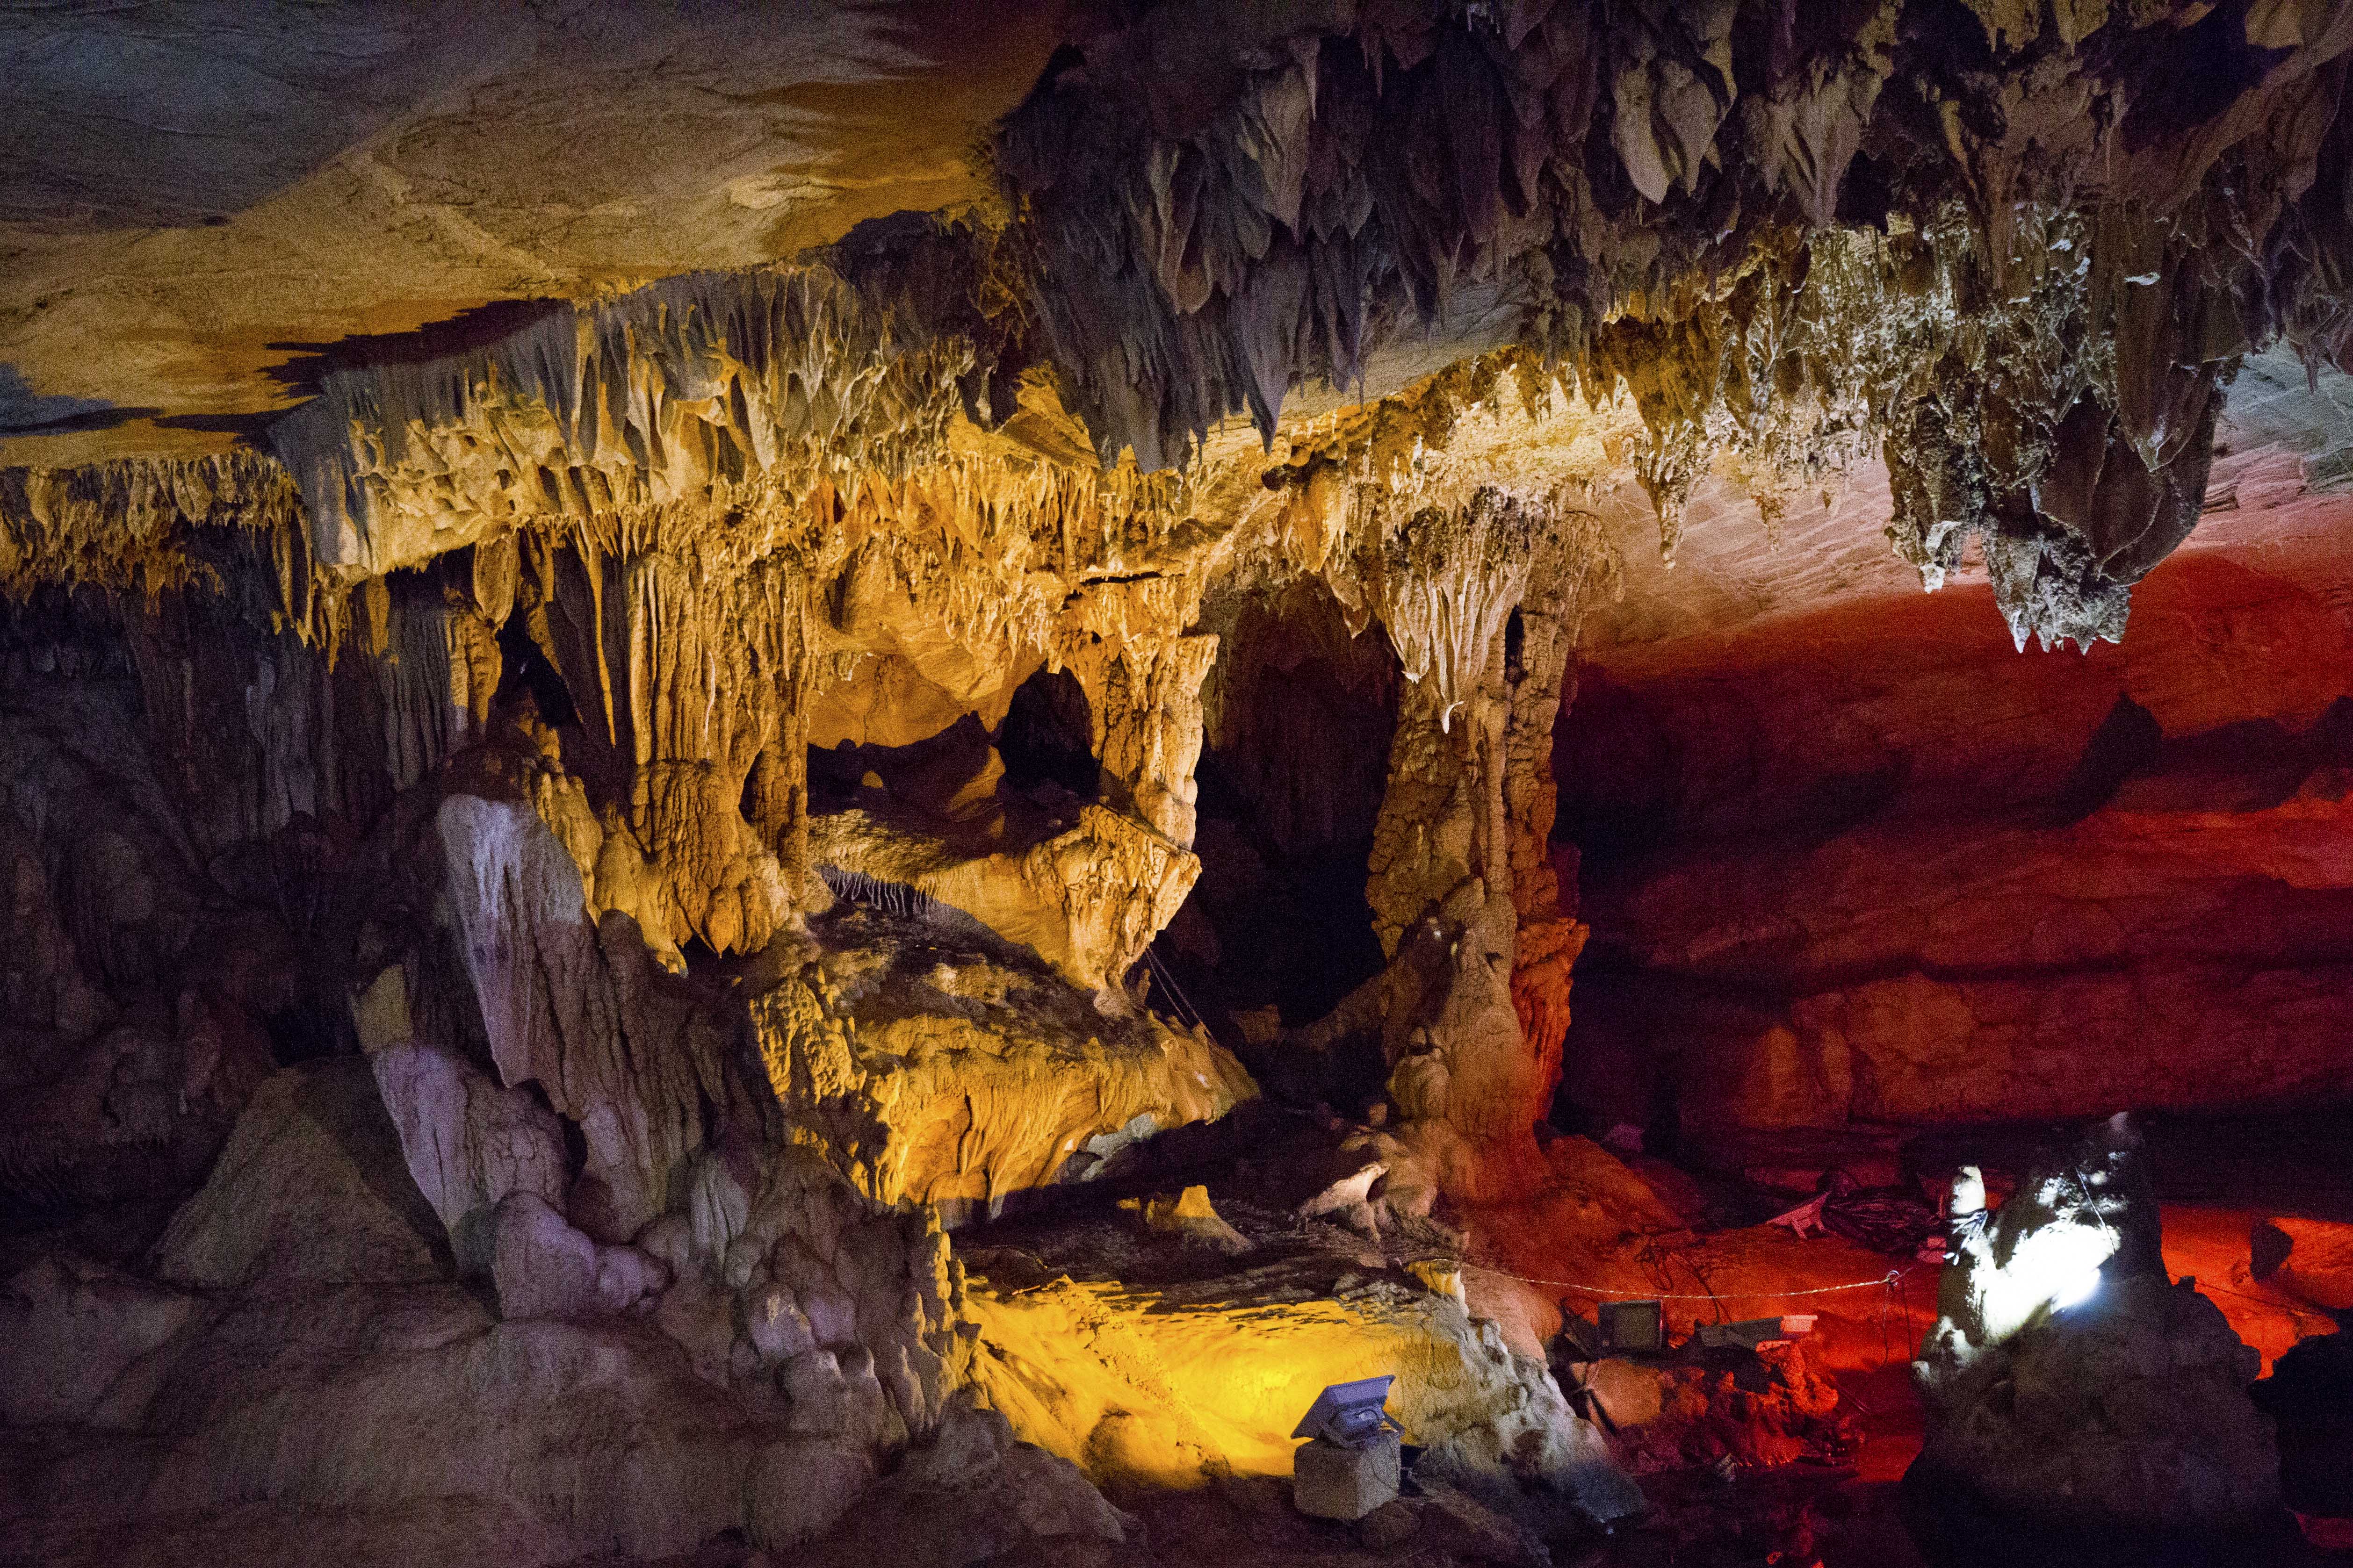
[1975,1218,2117,1340]
[2049,1266,2100,1310]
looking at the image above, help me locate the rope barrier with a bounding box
[1470,1261,1936,1371]
[2198,1279,2342,1330]
[1475,1259,2335,1370]
[1139,942,1208,1034]
[1465,1264,1911,1301]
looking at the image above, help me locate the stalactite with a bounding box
[816,865,940,921]
[1001,3,2353,647]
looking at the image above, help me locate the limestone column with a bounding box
[1074,633,1217,849]
[1353,493,1595,1194]
[1059,578,1217,851]
[1501,603,1588,1122]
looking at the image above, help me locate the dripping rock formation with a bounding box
[6,5,2353,1566]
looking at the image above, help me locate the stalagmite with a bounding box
[8,5,2353,1563]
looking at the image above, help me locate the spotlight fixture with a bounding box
[1597,1299,1664,1354]
[1292,1375,1404,1449]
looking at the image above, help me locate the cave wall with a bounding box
[0,307,1626,1568]
[1558,539,2353,1162]
[13,4,2353,1557]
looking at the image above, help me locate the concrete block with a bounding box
[1292,1432,1400,1521]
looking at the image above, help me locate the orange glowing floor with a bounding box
[1458,1165,2353,1500]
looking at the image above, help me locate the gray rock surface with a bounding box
[151,1061,450,1289]
[371,1039,569,1273]
[1916,1123,2280,1531]
[795,1402,1130,1568]
[0,1282,878,1568]
[0,1255,199,1426]
[485,1191,668,1321]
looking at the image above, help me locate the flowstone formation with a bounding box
[0,239,1635,1564]
[5,3,2353,1563]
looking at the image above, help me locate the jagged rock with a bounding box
[438,794,761,1239]
[1125,1184,1251,1255]
[152,1061,451,1289]
[370,1041,570,1273]
[778,1345,898,1449]
[0,1283,881,1568]
[811,800,1198,997]
[795,1402,1130,1568]
[1565,1339,1856,1477]
[485,1192,668,1322]
[2255,1331,2353,1518]
[996,4,2353,647]
[2261,1216,2353,1311]
[1298,1161,1389,1232]
[751,917,1254,1210]
[1915,1122,2279,1533]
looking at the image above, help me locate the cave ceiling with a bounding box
[8,0,2353,653]
[1580,342,2353,647]
[0,0,1060,457]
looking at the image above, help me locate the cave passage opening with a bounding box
[996,666,1098,802]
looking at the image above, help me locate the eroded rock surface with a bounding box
[752,905,1254,1211]
[7,4,2353,1563]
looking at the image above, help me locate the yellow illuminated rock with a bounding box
[960,1263,1631,1516]
[1121,1185,1251,1254]
[752,934,1255,1210]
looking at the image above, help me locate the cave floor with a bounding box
[947,1111,2342,1565]
[1438,1122,2353,1568]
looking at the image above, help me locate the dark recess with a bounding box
[998,667,1099,800]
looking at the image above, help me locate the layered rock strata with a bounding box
[1560,544,2353,1151]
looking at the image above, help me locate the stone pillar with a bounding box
[1352,495,1599,1195]
[1359,509,1537,1193]
[1074,632,1217,850]
[1059,578,1218,851]
[743,692,814,910]
[1501,604,1588,1121]
[1365,663,1504,960]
